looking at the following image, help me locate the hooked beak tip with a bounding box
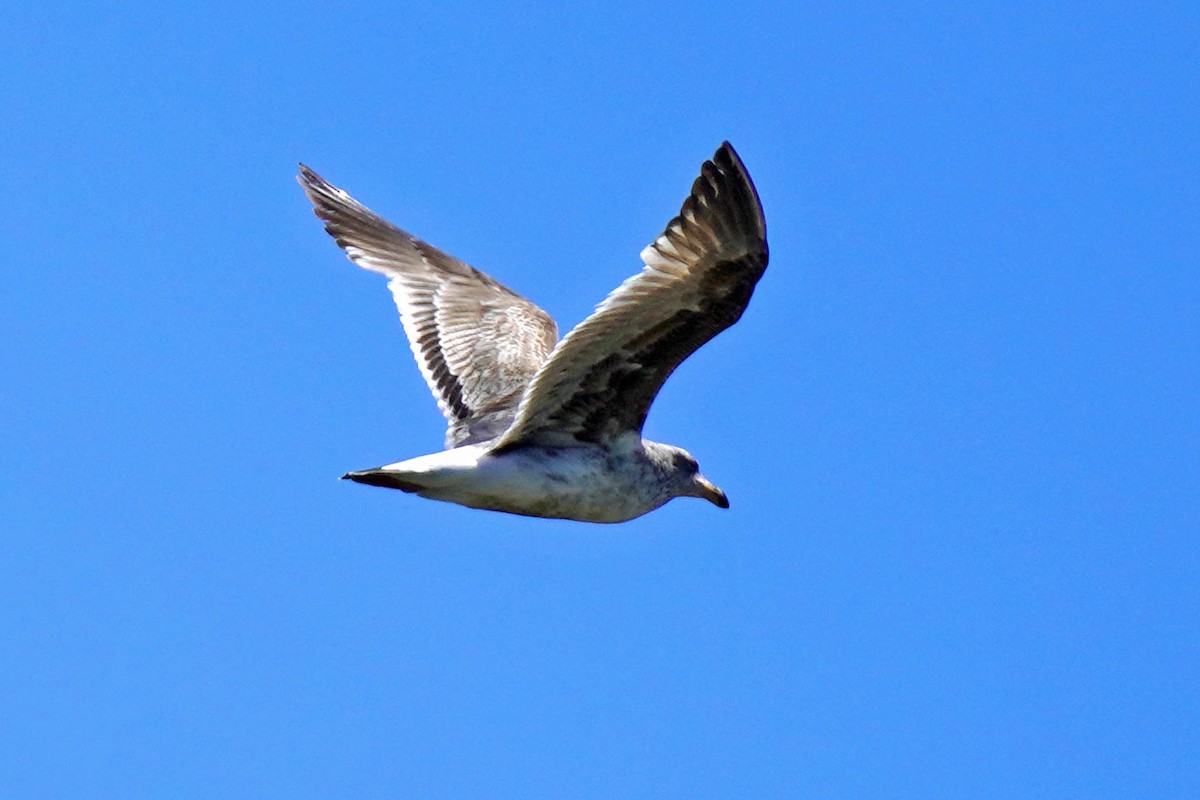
[694,475,730,509]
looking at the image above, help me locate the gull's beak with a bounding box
[692,474,730,509]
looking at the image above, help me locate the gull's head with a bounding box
[666,447,729,509]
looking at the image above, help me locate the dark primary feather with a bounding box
[494,142,768,450]
[297,166,559,447]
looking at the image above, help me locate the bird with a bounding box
[298,141,768,523]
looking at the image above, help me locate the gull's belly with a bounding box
[419,446,670,523]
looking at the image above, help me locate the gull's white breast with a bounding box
[374,442,673,523]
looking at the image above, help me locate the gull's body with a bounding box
[352,437,708,524]
[299,142,768,523]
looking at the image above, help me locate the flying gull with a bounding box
[298,142,768,523]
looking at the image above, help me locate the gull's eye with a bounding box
[673,452,699,474]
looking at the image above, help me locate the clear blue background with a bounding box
[3,2,1197,797]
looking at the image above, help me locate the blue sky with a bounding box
[3,2,1197,797]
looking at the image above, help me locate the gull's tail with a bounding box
[341,469,422,493]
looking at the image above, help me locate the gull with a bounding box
[298,142,768,523]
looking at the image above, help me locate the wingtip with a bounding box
[711,141,764,242]
[297,163,323,188]
[712,141,747,176]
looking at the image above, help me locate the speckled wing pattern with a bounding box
[298,166,559,448]
[493,141,768,450]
